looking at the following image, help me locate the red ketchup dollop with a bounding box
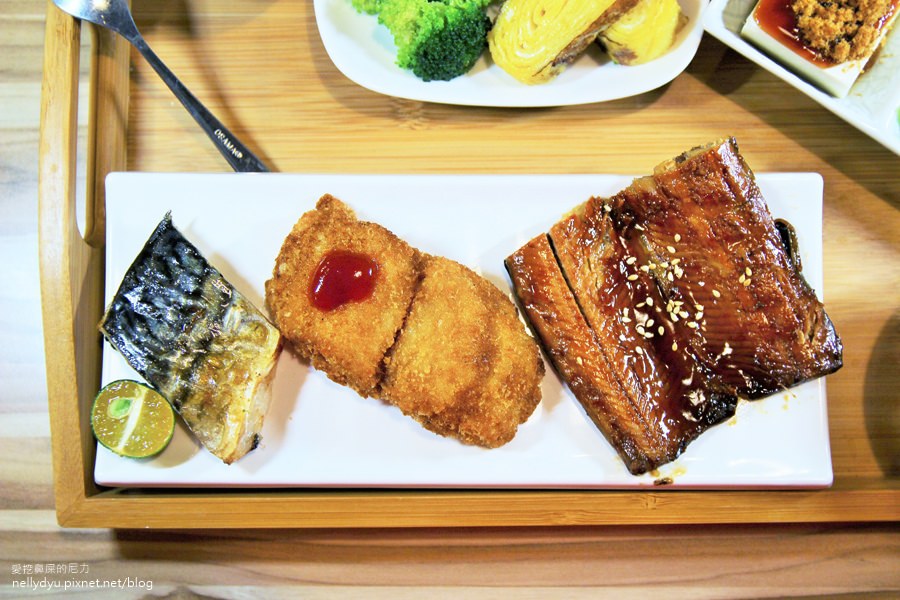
[309,250,379,311]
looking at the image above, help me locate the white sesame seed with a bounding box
[622,317,632,323]
[635,346,644,355]
[745,267,752,277]
[576,356,583,365]
[646,297,654,307]
[667,246,677,254]
[695,311,704,321]
[688,321,699,329]
[672,341,678,351]
[646,319,655,327]
[694,304,704,311]
[667,272,674,282]
[679,310,689,319]
[743,278,751,287]
[636,302,646,308]
[674,233,682,242]
[671,258,681,265]
[674,266,684,278]
[627,274,639,281]
[712,289,721,298]
[739,273,746,284]
[659,261,669,269]
[626,256,637,265]
[658,326,665,335]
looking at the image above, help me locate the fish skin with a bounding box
[99,213,282,464]
[613,138,842,397]
[550,204,738,465]
[507,138,842,474]
[507,234,680,475]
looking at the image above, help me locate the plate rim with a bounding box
[313,0,708,107]
[96,171,833,490]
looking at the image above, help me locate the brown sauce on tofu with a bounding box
[754,0,835,66]
[754,0,898,66]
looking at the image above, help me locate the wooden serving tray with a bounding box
[38,0,899,528]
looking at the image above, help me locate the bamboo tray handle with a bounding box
[38,0,130,520]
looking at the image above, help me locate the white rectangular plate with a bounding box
[97,172,833,488]
[704,0,900,155]
[314,0,706,107]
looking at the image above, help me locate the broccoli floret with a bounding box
[358,0,493,82]
[351,0,383,15]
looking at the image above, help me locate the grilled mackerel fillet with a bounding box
[100,214,283,464]
[507,138,842,474]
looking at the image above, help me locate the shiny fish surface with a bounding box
[99,213,282,464]
[507,139,842,474]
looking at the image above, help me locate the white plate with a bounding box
[704,0,900,155]
[97,172,833,488]
[313,0,706,107]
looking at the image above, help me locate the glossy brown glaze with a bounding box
[753,0,833,66]
[616,139,842,398]
[548,204,737,473]
[506,139,842,474]
[507,234,681,475]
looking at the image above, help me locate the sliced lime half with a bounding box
[91,380,175,459]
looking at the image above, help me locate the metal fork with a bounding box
[53,0,270,172]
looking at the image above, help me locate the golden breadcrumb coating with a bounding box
[265,195,421,396]
[379,255,544,448]
[266,196,544,448]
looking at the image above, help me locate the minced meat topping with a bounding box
[790,0,896,63]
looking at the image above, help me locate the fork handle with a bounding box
[130,34,270,173]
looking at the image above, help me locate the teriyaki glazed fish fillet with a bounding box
[99,213,283,464]
[506,138,842,475]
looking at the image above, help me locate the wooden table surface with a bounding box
[3,0,899,596]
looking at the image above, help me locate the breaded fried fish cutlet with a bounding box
[380,255,544,448]
[265,195,420,396]
[265,195,544,448]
